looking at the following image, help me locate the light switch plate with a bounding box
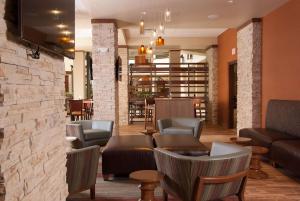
[97,47,109,53]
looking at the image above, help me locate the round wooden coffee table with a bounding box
[230,137,252,146]
[130,170,163,201]
[248,146,269,179]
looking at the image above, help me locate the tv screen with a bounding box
[20,0,75,58]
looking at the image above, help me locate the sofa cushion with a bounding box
[239,128,296,148]
[163,127,194,135]
[266,100,300,138]
[84,129,111,141]
[271,140,300,175]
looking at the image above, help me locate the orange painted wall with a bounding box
[217,29,237,128]
[262,0,300,126]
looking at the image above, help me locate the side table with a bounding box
[130,170,163,201]
[141,129,157,137]
[230,137,252,146]
[247,146,269,179]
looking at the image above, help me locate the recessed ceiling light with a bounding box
[227,0,234,3]
[208,14,219,20]
[141,11,146,15]
[57,24,67,29]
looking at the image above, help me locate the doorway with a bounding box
[228,61,237,129]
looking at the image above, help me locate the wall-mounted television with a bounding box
[5,0,75,59]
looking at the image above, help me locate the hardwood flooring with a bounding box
[119,123,300,201]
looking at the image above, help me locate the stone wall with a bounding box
[91,21,119,135]
[206,47,218,125]
[118,47,128,126]
[0,1,68,200]
[237,21,262,132]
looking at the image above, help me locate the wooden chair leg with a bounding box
[163,190,168,201]
[90,185,95,200]
[237,193,245,201]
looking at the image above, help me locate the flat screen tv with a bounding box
[5,0,75,59]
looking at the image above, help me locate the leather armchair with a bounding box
[66,145,101,200]
[66,120,113,147]
[154,142,252,201]
[157,118,204,139]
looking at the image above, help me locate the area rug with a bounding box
[67,156,178,201]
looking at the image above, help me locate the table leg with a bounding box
[139,182,158,201]
[248,154,268,179]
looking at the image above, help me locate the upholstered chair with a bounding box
[66,120,114,147]
[154,142,252,201]
[66,145,101,200]
[157,118,204,139]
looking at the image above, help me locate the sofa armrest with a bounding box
[66,124,85,142]
[66,145,101,195]
[157,119,172,133]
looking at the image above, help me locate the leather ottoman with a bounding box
[102,135,157,180]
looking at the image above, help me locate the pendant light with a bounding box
[138,45,146,54]
[156,36,164,46]
[139,19,144,34]
[164,8,171,22]
[159,22,165,34]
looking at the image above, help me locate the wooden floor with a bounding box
[119,123,300,201]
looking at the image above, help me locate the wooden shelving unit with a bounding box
[128,63,209,123]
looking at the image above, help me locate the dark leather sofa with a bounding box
[239,99,300,175]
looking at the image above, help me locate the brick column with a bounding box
[206,46,218,125]
[91,19,119,135]
[237,19,262,132]
[118,46,129,126]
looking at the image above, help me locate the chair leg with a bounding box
[237,193,245,201]
[90,185,95,200]
[163,190,168,201]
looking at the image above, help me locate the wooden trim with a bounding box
[238,18,262,31]
[118,45,128,48]
[205,44,218,51]
[193,170,248,201]
[91,19,117,25]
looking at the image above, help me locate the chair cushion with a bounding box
[162,127,193,135]
[239,128,296,148]
[83,129,111,141]
[271,140,300,175]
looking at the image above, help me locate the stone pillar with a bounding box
[118,46,129,126]
[206,46,218,125]
[237,19,262,132]
[91,19,119,135]
[73,51,86,99]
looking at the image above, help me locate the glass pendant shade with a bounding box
[146,47,153,54]
[138,45,146,54]
[164,9,171,22]
[156,36,164,46]
[140,19,144,34]
[159,23,165,34]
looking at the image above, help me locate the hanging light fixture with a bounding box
[156,36,164,46]
[164,8,171,22]
[139,19,145,34]
[159,22,165,34]
[152,29,157,38]
[146,47,153,54]
[138,45,147,54]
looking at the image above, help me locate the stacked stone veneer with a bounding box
[92,21,119,135]
[0,1,68,200]
[118,47,128,126]
[237,21,262,132]
[206,47,218,125]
